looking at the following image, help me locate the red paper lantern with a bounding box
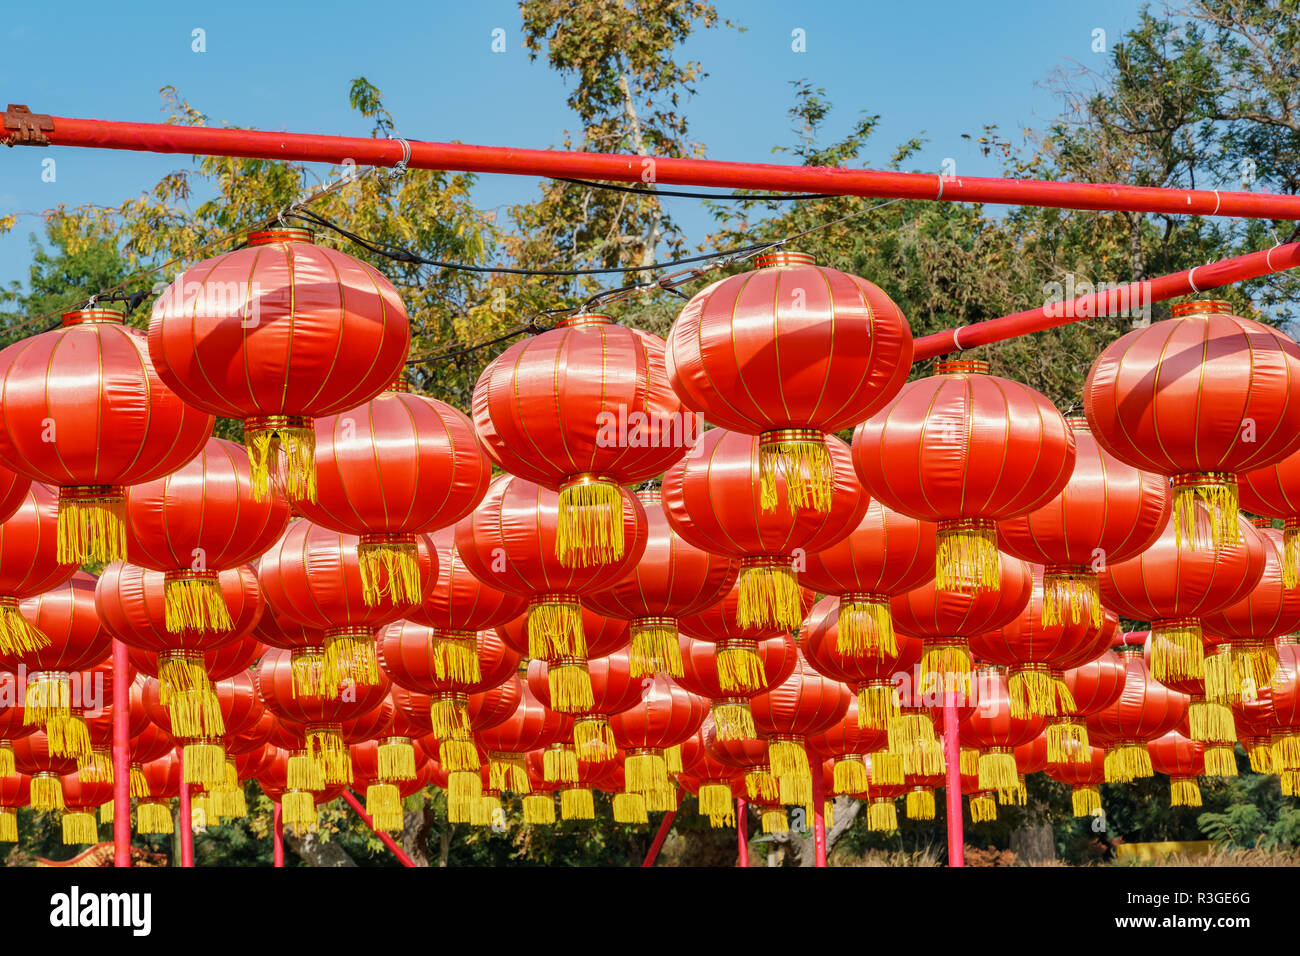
[678,724,747,827]
[675,632,798,742]
[474,681,571,794]
[1147,730,1206,806]
[0,308,213,564]
[703,724,776,802]
[258,518,435,696]
[527,650,643,763]
[0,467,28,531]
[1045,745,1107,816]
[997,415,1170,626]
[143,669,265,792]
[150,229,409,503]
[1240,447,1300,586]
[661,427,865,635]
[1086,640,1190,782]
[294,380,489,606]
[0,483,79,655]
[608,675,708,797]
[1264,637,1300,773]
[12,730,78,810]
[0,773,30,841]
[58,769,114,844]
[665,250,913,515]
[806,696,887,796]
[135,752,182,834]
[961,666,1047,801]
[474,312,688,567]
[853,359,1075,593]
[749,652,851,804]
[124,437,289,633]
[1085,299,1300,552]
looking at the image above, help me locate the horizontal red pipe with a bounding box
[19,111,1300,221]
[341,790,416,867]
[913,241,1300,361]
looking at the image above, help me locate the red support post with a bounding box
[736,797,748,868]
[809,747,828,868]
[943,692,965,868]
[272,800,284,868]
[177,746,194,868]
[341,790,416,867]
[111,638,130,867]
[641,810,676,867]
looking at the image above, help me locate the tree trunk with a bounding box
[399,808,436,867]
[284,830,358,867]
[1009,820,1056,865]
[437,826,454,867]
[788,796,863,866]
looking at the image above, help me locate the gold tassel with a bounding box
[282,790,317,832]
[527,598,586,659]
[287,750,325,791]
[1274,733,1300,770]
[645,785,678,812]
[306,726,352,785]
[887,711,937,754]
[448,769,482,805]
[978,749,1019,795]
[833,756,869,794]
[698,781,735,822]
[920,641,972,697]
[715,640,767,693]
[23,672,71,724]
[163,572,233,633]
[0,742,14,778]
[573,716,617,762]
[322,629,378,695]
[469,792,503,828]
[366,782,405,832]
[157,653,224,738]
[446,795,472,825]
[378,737,416,781]
[761,807,789,834]
[439,737,480,773]
[522,793,556,825]
[836,595,897,657]
[935,519,999,593]
[778,772,811,806]
[1187,700,1236,743]
[543,744,578,784]
[970,793,998,823]
[745,770,778,802]
[211,780,247,820]
[629,619,684,678]
[1046,719,1091,764]
[1233,642,1279,692]
[1171,474,1238,551]
[906,788,935,821]
[1246,739,1273,774]
[430,630,481,683]
[1170,776,1202,807]
[183,740,227,788]
[556,477,625,568]
[612,791,648,824]
[31,773,63,811]
[1072,785,1101,818]
[1009,665,1073,718]
[1042,569,1102,628]
[857,681,899,730]
[1202,646,1239,704]
[1285,523,1299,589]
[45,714,91,760]
[711,699,756,741]
[290,648,326,699]
[871,751,905,786]
[960,747,980,778]
[1007,773,1029,806]
[0,599,50,655]
[625,750,668,794]
[0,808,15,842]
[57,488,126,564]
[560,788,595,820]
[137,801,173,835]
[245,419,316,504]
[873,796,908,830]
[665,745,682,774]
[1150,621,1204,682]
[1204,745,1237,777]
[488,752,530,793]
[99,801,113,825]
[1284,770,1300,797]
[429,694,471,739]
[736,558,803,630]
[759,430,834,514]
[767,737,809,780]
[1104,743,1154,783]
[61,810,98,845]
[79,749,112,784]
[357,535,422,607]
[546,658,594,713]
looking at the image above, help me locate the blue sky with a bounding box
[0,0,1147,294]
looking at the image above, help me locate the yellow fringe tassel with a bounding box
[887,711,936,754]
[778,772,811,806]
[1009,667,1075,719]
[1188,699,1236,743]
[211,786,247,821]
[183,740,227,788]
[556,478,625,569]
[1204,745,1237,777]
[378,737,416,781]
[612,792,648,824]
[1285,526,1299,589]
[282,791,317,832]
[1170,777,1202,807]
[488,752,530,793]
[871,752,905,786]
[527,600,586,659]
[573,717,616,762]
[306,727,352,785]
[1046,719,1091,764]
[448,769,482,805]
[1203,647,1240,704]
[469,792,502,828]
[665,745,682,774]
[546,660,594,713]
[698,781,735,822]
[322,630,379,696]
[430,631,481,684]
[560,788,595,820]
[522,793,555,825]
[1246,741,1273,774]
[906,788,935,820]
[836,597,897,657]
[767,738,809,780]
[1283,770,1300,797]
[1105,743,1154,783]
[920,642,973,697]
[1273,733,1300,770]
[857,681,898,730]
[0,601,50,656]
[99,801,113,825]
[23,672,71,724]
[246,424,316,504]
[61,810,98,845]
[935,521,1000,593]
[1072,785,1101,817]
[439,738,480,773]
[446,795,472,825]
[158,654,224,738]
[366,782,405,832]
[137,801,173,835]
[970,793,998,823]
[1150,622,1204,682]
[1042,570,1102,628]
[745,770,777,802]
[629,621,684,678]
[711,700,756,741]
[833,756,869,794]
[45,714,91,760]
[978,749,1020,795]
[163,574,233,633]
[31,774,63,811]
[625,751,668,794]
[1233,642,1279,693]
[79,749,112,784]
[0,808,15,842]
[57,492,126,564]
[646,786,677,812]
[0,742,15,778]
[736,561,803,630]
[761,807,789,834]
[429,696,471,740]
[759,435,833,515]
[715,640,767,693]
[543,745,578,784]
[290,649,326,699]
[357,537,422,607]
[960,747,980,778]
[1171,476,1238,551]
[287,750,326,792]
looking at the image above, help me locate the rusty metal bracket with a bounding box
[2,104,54,146]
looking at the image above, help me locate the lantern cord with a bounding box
[551,177,833,201]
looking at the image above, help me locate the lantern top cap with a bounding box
[1278,634,1298,647]
[385,374,411,393]
[934,359,990,375]
[1252,516,1272,528]
[246,228,315,247]
[555,312,613,329]
[752,249,816,269]
[1064,413,1090,431]
[1171,299,1233,318]
[61,308,125,327]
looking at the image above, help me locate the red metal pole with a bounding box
[177,746,194,868]
[272,800,284,868]
[111,638,130,867]
[641,809,676,867]
[736,796,748,868]
[341,790,416,867]
[913,241,1300,361]
[13,109,1300,221]
[943,692,965,868]
[809,748,828,868]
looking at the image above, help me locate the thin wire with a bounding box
[552,177,834,201]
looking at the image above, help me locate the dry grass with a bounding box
[1112,846,1300,867]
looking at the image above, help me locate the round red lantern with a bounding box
[675,632,798,742]
[12,729,78,810]
[1147,730,1206,807]
[527,650,643,763]
[474,681,571,794]
[0,483,79,655]
[59,769,114,844]
[962,666,1047,800]
[749,652,851,804]
[665,250,913,514]
[607,675,708,797]
[806,696,887,796]
[1087,640,1190,782]
[0,773,29,841]
[1045,745,1107,816]
[1241,447,1300,586]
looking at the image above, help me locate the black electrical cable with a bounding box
[551,177,835,201]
